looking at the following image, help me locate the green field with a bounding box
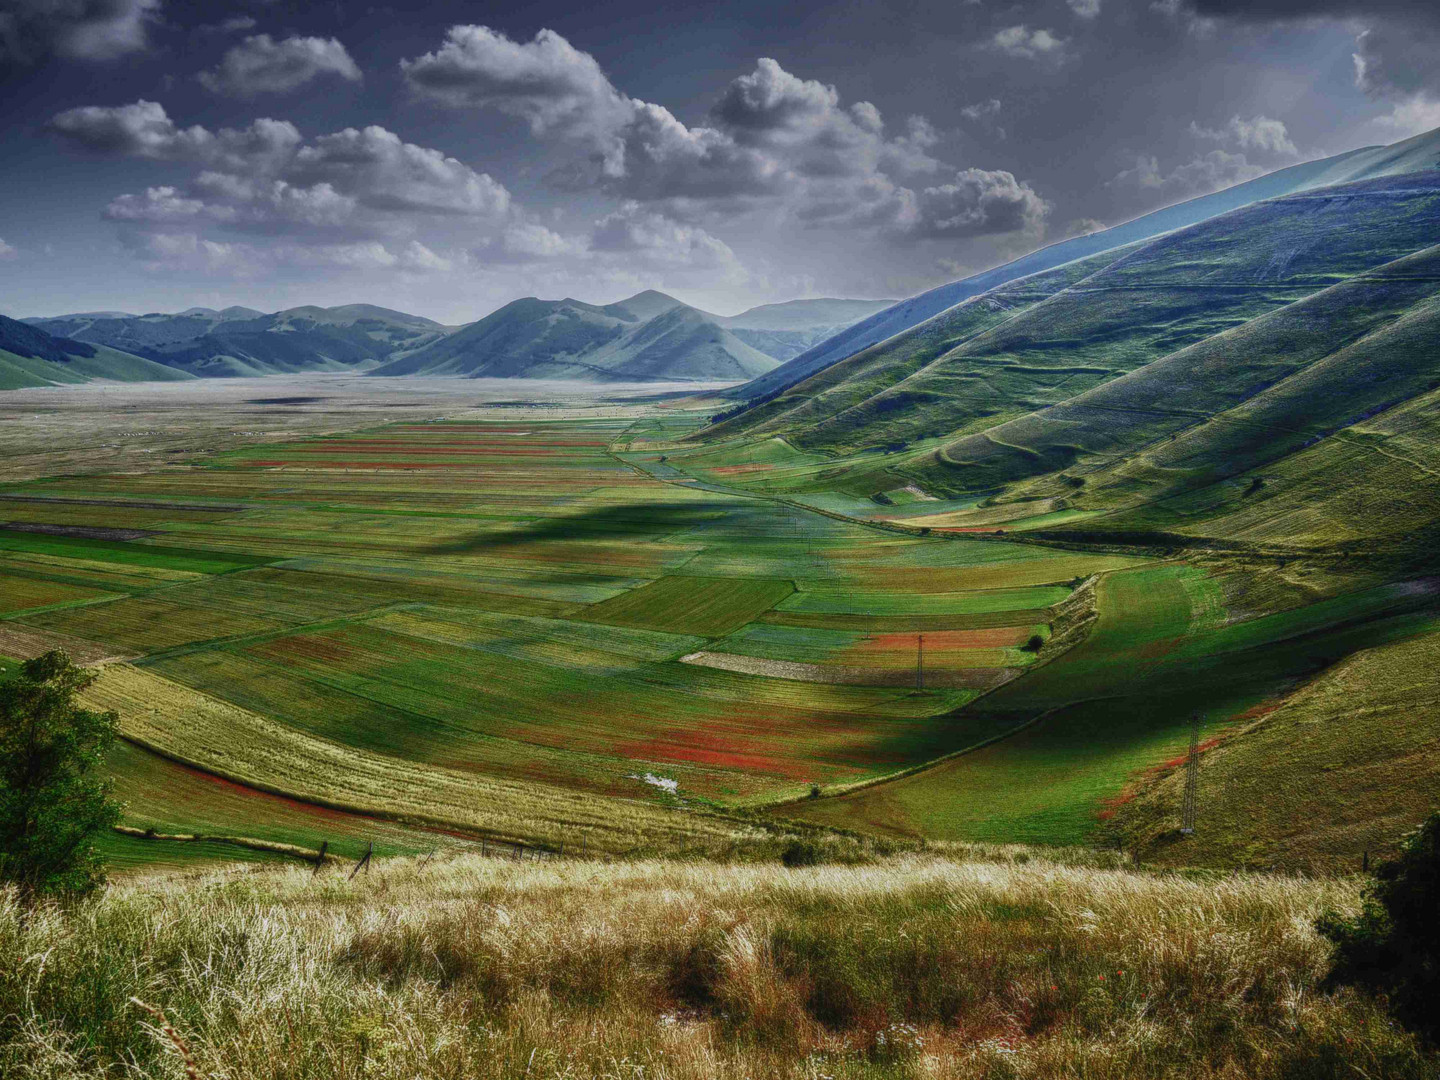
[1,384,1434,870]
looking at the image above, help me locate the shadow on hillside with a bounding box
[418,500,738,555]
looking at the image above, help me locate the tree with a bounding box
[1317,813,1440,1046]
[0,651,122,902]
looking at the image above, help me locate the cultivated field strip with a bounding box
[85,664,753,853]
[0,411,1141,854]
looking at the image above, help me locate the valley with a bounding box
[1,370,1434,875]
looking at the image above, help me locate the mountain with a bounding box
[702,169,1440,563]
[717,297,895,363]
[25,304,450,378]
[370,291,884,382]
[0,312,194,390]
[727,124,1440,404]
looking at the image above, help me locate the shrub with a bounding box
[780,839,823,867]
[1318,813,1440,1045]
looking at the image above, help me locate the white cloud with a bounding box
[0,237,17,260]
[1370,95,1440,138]
[401,29,1040,248]
[591,203,740,272]
[0,0,160,64]
[52,102,511,237]
[198,34,362,98]
[1067,0,1102,18]
[1110,149,1266,202]
[1189,114,1297,156]
[119,231,456,278]
[401,25,635,171]
[990,25,1068,61]
[478,221,588,263]
[909,169,1049,238]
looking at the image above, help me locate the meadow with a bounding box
[4,847,1432,1080]
[2,379,1435,873]
[0,389,1126,863]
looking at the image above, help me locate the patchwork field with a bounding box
[5,380,1434,869]
[1,392,1131,861]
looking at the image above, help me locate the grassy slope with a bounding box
[1112,625,1440,871]
[705,174,1440,506]
[780,565,1440,848]
[7,850,1434,1080]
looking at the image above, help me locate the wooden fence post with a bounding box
[349,841,373,881]
[312,840,328,875]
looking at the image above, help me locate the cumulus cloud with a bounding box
[474,221,588,263]
[990,25,1067,61]
[1189,114,1297,156]
[401,25,634,170]
[198,34,361,98]
[51,101,510,236]
[909,169,1049,238]
[50,100,302,170]
[1110,149,1266,203]
[1353,24,1440,101]
[1370,95,1440,138]
[401,27,1043,247]
[0,0,159,65]
[591,203,740,271]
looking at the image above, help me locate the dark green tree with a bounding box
[1318,813,1440,1046]
[0,651,122,902]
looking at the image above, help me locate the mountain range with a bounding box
[9,294,892,389]
[369,292,892,381]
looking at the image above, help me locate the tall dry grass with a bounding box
[1,850,1431,1078]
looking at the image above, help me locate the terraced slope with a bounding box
[701,175,1440,556]
[727,124,1440,403]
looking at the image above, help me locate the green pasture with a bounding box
[783,565,1440,843]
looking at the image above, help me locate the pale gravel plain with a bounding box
[0,374,735,482]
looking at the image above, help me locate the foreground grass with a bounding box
[3,850,1432,1078]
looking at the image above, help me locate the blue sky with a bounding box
[2,0,1437,322]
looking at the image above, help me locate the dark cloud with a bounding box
[0,0,158,65]
[198,34,361,98]
[1186,1,1440,22]
[1184,0,1440,100]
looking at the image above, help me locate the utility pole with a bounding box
[916,634,924,691]
[1180,713,1201,835]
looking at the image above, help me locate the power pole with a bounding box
[916,634,924,691]
[1180,713,1201,835]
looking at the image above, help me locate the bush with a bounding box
[1318,813,1440,1045]
[780,839,823,867]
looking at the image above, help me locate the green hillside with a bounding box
[0,312,193,389]
[701,174,1440,550]
[26,304,450,378]
[728,125,1440,405]
[370,290,844,382]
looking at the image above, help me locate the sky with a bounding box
[2,0,1438,323]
